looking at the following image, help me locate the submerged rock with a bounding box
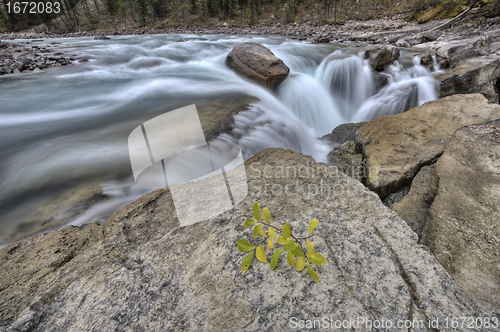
[0,148,491,330]
[226,43,289,89]
[421,119,500,311]
[356,94,500,198]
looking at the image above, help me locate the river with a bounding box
[0,34,438,246]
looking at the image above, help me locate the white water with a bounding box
[0,34,439,245]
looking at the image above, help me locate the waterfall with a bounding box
[0,35,440,245]
[315,51,374,116]
[351,56,437,122]
[276,72,344,136]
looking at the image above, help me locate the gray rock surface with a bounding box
[365,45,400,71]
[435,55,500,103]
[226,43,290,90]
[327,140,365,182]
[421,119,500,311]
[390,165,438,239]
[0,148,492,331]
[320,122,367,148]
[0,40,74,74]
[356,94,500,198]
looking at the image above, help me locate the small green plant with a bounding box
[237,202,327,282]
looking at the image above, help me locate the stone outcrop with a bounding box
[355,94,500,198]
[390,165,438,239]
[326,140,364,182]
[0,148,492,331]
[365,45,400,71]
[414,36,493,69]
[320,122,367,148]
[421,119,500,311]
[226,43,289,89]
[436,55,500,103]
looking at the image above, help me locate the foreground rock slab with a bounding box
[0,148,494,331]
[226,43,289,89]
[421,119,500,311]
[356,94,500,198]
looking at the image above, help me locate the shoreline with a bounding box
[2,17,499,76]
[1,17,498,42]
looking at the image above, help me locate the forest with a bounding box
[0,0,494,33]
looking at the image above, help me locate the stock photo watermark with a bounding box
[289,316,499,330]
[247,161,377,199]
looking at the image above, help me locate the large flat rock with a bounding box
[421,119,500,311]
[356,94,500,198]
[0,148,492,331]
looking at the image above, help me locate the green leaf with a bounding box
[287,251,295,267]
[270,247,283,270]
[241,252,253,273]
[253,202,260,221]
[277,236,287,245]
[308,219,318,234]
[307,262,320,282]
[296,256,306,271]
[262,207,270,223]
[268,228,276,239]
[243,218,256,228]
[306,240,314,253]
[237,239,255,252]
[253,225,261,239]
[307,252,327,265]
[256,245,267,263]
[282,222,291,240]
[267,238,273,250]
[291,245,304,257]
[286,238,297,249]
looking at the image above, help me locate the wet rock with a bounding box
[420,54,434,66]
[0,148,489,330]
[390,165,438,239]
[421,119,500,311]
[356,94,500,198]
[320,122,367,147]
[94,35,110,40]
[313,37,330,43]
[365,45,400,71]
[226,43,290,90]
[327,140,364,181]
[436,55,500,103]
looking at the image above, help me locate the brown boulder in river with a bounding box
[226,43,289,89]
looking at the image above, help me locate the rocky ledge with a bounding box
[1,146,498,331]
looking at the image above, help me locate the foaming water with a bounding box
[0,34,439,244]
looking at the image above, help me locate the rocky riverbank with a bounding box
[1,16,499,44]
[0,40,84,75]
[1,115,500,328]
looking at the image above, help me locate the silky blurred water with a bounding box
[0,34,438,246]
